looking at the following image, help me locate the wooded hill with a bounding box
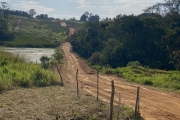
[70,1,180,70]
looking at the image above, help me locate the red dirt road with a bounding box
[61,42,180,120]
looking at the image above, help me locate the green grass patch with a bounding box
[93,65,180,91]
[0,50,59,92]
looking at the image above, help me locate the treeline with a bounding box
[0,2,14,41]
[80,12,100,22]
[70,12,180,70]
[9,10,31,18]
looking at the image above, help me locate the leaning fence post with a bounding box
[76,69,79,95]
[110,80,115,120]
[117,93,121,120]
[55,64,64,86]
[135,86,140,117]
[97,70,99,101]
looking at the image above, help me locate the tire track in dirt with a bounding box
[61,42,180,120]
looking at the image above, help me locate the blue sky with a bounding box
[1,0,164,20]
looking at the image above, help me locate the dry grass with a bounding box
[0,84,111,120]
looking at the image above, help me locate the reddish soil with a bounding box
[61,42,180,120]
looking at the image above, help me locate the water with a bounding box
[3,48,55,64]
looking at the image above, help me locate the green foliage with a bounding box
[80,12,100,22]
[0,50,59,92]
[0,2,14,41]
[2,16,70,48]
[70,13,180,70]
[93,65,180,91]
[53,46,63,63]
[40,56,50,69]
[40,47,63,69]
[127,61,141,68]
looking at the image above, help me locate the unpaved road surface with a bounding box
[61,42,180,120]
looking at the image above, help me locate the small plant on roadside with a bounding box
[92,114,98,120]
[40,56,50,69]
[53,47,63,63]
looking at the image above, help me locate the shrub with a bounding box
[40,56,50,69]
[0,50,59,92]
[144,79,153,86]
[127,61,141,68]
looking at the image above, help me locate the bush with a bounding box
[127,61,141,68]
[0,50,59,92]
[144,79,153,86]
[40,56,50,69]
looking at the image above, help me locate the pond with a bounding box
[3,48,55,64]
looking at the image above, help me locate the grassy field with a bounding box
[0,84,141,120]
[0,50,60,92]
[93,63,180,92]
[3,15,83,48]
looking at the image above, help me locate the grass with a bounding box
[0,85,142,120]
[4,16,69,48]
[3,15,85,48]
[93,65,180,91]
[0,50,60,92]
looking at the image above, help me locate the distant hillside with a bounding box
[1,15,83,48]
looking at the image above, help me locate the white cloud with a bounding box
[76,5,96,8]
[13,1,54,14]
[101,0,164,17]
[70,0,106,8]
[0,0,10,2]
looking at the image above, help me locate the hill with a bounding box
[1,15,83,48]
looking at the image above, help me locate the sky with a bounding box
[0,0,164,20]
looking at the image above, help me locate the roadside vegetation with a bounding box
[0,50,60,92]
[40,46,63,69]
[93,61,180,91]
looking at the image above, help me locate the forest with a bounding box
[70,0,180,70]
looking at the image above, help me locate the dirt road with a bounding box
[61,42,180,120]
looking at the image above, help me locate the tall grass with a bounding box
[93,65,180,91]
[0,50,59,92]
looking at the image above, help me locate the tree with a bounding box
[143,0,180,16]
[0,2,9,29]
[0,2,13,41]
[170,50,180,70]
[80,14,87,21]
[36,14,48,19]
[80,12,100,22]
[40,56,50,69]
[29,9,36,18]
[89,14,100,22]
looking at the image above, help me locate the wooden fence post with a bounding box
[110,80,115,120]
[55,64,64,86]
[117,93,121,120]
[97,70,99,101]
[76,69,79,95]
[135,86,140,117]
